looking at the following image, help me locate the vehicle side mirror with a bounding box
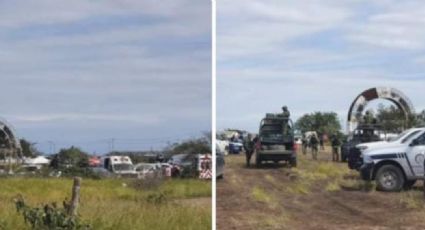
[410,139,419,147]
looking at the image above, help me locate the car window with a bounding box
[401,130,422,143]
[391,130,412,142]
[413,132,425,145]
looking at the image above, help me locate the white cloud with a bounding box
[218,0,353,60]
[346,1,425,49]
[218,0,425,133]
[0,1,211,153]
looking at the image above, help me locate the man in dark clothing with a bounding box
[301,137,308,155]
[310,135,319,160]
[331,134,341,162]
[281,106,290,119]
[243,134,257,167]
[319,135,324,150]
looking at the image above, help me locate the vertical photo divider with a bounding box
[211,1,217,230]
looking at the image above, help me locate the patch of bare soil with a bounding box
[217,148,425,230]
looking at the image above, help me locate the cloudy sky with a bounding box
[217,0,425,133]
[0,1,211,154]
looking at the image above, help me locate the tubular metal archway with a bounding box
[347,87,415,133]
[0,118,21,157]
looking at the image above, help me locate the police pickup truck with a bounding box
[354,127,425,192]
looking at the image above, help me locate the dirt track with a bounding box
[217,147,425,230]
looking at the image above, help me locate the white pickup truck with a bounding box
[356,127,425,192]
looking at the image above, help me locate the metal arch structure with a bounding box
[0,118,21,154]
[347,87,415,133]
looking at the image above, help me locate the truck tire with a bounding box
[256,155,261,167]
[375,165,404,192]
[289,158,297,167]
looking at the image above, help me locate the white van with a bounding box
[100,155,137,176]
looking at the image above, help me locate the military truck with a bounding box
[256,113,297,167]
[343,124,383,166]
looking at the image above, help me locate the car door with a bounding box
[407,132,425,176]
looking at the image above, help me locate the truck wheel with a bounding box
[375,165,404,192]
[289,158,297,167]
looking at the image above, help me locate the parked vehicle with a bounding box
[344,124,384,165]
[134,163,161,178]
[228,139,243,154]
[216,144,225,179]
[216,139,229,155]
[256,112,296,167]
[356,127,425,192]
[100,155,138,177]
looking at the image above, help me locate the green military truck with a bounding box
[256,113,297,167]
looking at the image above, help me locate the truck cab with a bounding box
[344,124,383,165]
[357,127,425,191]
[256,113,296,167]
[100,155,137,177]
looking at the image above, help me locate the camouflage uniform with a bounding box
[364,111,374,124]
[331,135,341,162]
[281,106,290,119]
[281,106,290,136]
[310,135,319,160]
[301,137,307,155]
[243,134,256,167]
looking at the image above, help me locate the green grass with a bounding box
[0,178,211,230]
[251,186,273,204]
[286,153,351,195]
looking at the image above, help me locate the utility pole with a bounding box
[48,141,56,155]
[109,138,115,153]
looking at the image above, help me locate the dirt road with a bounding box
[217,147,425,230]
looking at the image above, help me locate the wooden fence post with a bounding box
[69,177,81,216]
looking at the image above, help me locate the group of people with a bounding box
[302,133,341,161]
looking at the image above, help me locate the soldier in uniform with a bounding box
[281,106,291,136]
[364,111,374,124]
[310,134,319,160]
[243,134,257,167]
[331,134,341,162]
[301,135,308,155]
[281,106,290,118]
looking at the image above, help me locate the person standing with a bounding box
[243,134,257,167]
[310,134,319,160]
[331,134,341,162]
[301,136,308,155]
[319,134,324,151]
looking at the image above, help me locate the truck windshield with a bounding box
[261,125,284,139]
[113,164,134,171]
[389,130,409,142]
[401,130,422,143]
[390,130,420,143]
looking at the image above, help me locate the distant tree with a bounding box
[50,146,89,169]
[415,110,425,127]
[375,104,421,133]
[295,112,341,135]
[166,137,211,155]
[19,139,38,158]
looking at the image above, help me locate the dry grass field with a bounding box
[0,178,211,230]
[217,147,425,230]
